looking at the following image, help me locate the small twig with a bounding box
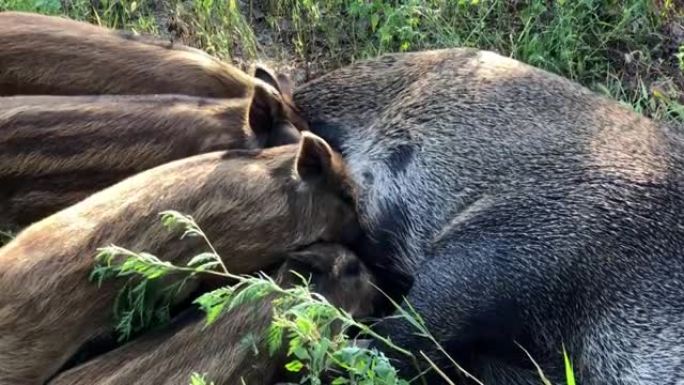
[516,341,553,385]
[419,351,456,385]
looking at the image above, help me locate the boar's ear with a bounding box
[250,65,304,146]
[254,64,283,93]
[254,63,309,133]
[294,131,338,183]
[254,64,296,101]
[249,83,291,146]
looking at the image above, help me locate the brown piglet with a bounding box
[0,132,359,385]
[0,91,300,231]
[48,243,379,385]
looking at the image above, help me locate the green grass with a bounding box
[261,0,683,121]
[1,0,681,122]
[563,345,577,385]
[0,230,14,247]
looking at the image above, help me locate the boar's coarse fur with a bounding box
[48,244,378,385]
[0,92,300,231]
[0,12,309,132]
[294,48,684,385]
[0,132,359,385]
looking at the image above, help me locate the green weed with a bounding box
[189,372,215,385]
[55,0,159,34]
[261,0,680,122]
[0,0,61,14]
[0,230,14,247]
[172,0,257,60]
[563,345,577,385]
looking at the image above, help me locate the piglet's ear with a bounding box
[254,63,296,101]
[248,83,283,145]
[286,249,333,274]
[254,64,282,94]
[295,131,335,183]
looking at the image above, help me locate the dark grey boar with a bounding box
[294,48,684,385]
[0,132,359,385]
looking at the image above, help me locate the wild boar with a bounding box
[294,48,684,385]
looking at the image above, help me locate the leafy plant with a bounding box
[90,211,226,341]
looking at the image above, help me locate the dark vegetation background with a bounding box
[1,0,682,125]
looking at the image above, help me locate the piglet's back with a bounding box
[0,12,253,98]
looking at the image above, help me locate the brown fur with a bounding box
[0,133,359,385]
[0,93,300,230]
[0,12,309,132]
[48,244,378,385]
